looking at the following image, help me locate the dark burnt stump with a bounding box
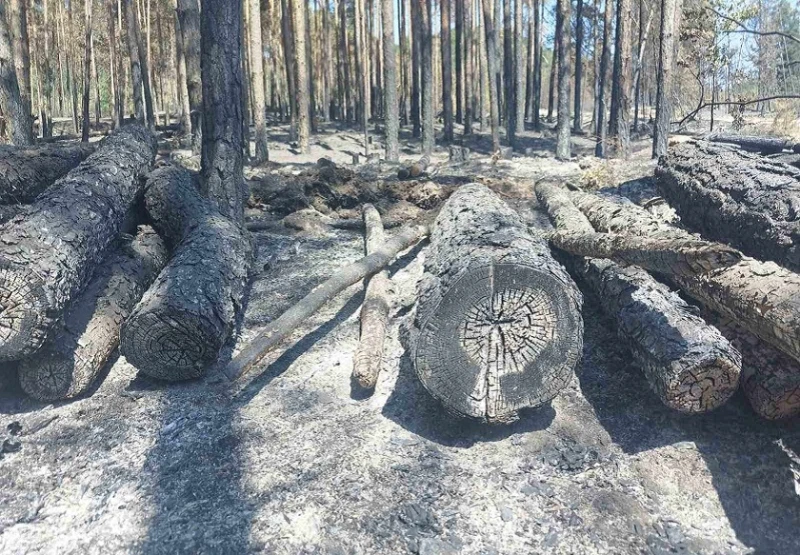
[120,165,250,381]
[18,227,167,401]
[0,125,156,362]
[413,183,583,423]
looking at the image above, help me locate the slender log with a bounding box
[0,125,156,362]
[352,204,391,390]
[414,184,583,423]
[573,191,800,367]
[397,154,430,179]
[120,165,251,381]
[655,141,800,271]
[18,226,167,401]
[0,143,95,203]
[548,230,742,277]
[224,222,430,381]
[705,133,793,154]
[536,182,742,413]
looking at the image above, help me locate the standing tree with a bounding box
[610,0,632,157]
[0,1,34,145]
[9,0,32,127]
[292,0,311,153]
[178,0,202,149]
[653,0,679,157]
[200,0,247,223]
[595,0,613,157]
[417,0,434,154]
[383,0,399,160]
[248,0,269,162]
[481,0,501,151]
[573,0,584,133]
[533,0,542,130]
[514,0,525,138]
[503,0,514,143]
[441,0,454,142]
[81,0,93,142]
[555,0,572,159]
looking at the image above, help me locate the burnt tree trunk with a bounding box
[352,204,391,390]
[177,0,202,151]
[121,165,250,381]
[573,190,800,369]
[573,0,584,133]
[200,0,247,224]
[535,182,742,413]
[0,143,96,203]
[441,0,454,143]
[705,134,795,155]
[656,141,800,271]
[0,2,34,146]
[382,0,399,160]
[595,0,612,157]
[480,0,500,152]
[18,226,167,401]
[414,183,583,423]
[652,0,677,157]
[555,0,571,160]
[0,125,156,362]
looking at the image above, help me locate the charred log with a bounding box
[655,141,800,271]
[18,227,167,401]
[705,133,793,154]
[536,182,742,413]
[397,154,431,180]
[120,165,251,381]
[414,184,583,423]
[0,143,95,204]
[0,125,156,362]
[352,204,392,390]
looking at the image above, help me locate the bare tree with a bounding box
[503,0,514,142]
[533,0,542,130]
[595,0,613,157]
[441,0,454,142]
[200,0,247,224]
[481,0,500,151]
[417,0,434,153]
[292,0,311,153]
[555,0,571,159]
[514,0,525,139]
[9,0,31,126]
[248,0,269,162]
[573,0,584,133]
[653,0,678,157]
[0,0,34,145]
[611,0,632,157]
[81,0,93,142]
[178,0,201,149]
[383,0,399,160]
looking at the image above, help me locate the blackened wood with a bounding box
[536,182,741,413]
[352,204,391,390]
[414,184,583,423]
[18,226,167,401]
[0,125,156,362]
[120,165,251,381]
[656,141,800,271]
[0,143,95,203]
[705,133,792,154]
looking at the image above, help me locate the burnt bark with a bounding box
[573,190,800,369]
[418,0,434,153]
[535,182,742,413]
[18,226,167,401]
[120,165,250,381]
[741,349,800,420]
[352,204,391,390]
[595,0,613,157]
[382,0,399,160]
[481,0,500,152]
[0,125,156,362]
[655,141,800,271]
[177,0,202,150]
[0,2,34,146]
[0,143,95,203]
[706,134,795,155]
[555,0,571,160]
[653,0,677,157]
[414,184,583,423]
[248,0,269,163]
[441,0,454,143]
[573,0,584,133]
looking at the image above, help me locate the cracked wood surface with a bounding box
[120,165,251,381]
[18,227,167,400]
[536,182,741,413]
[0,125,156,362]
[414,183,583,423]
[0,142,96,203]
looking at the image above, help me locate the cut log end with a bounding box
[17,355,79,402]
[660,357,741,414]
[416,261,582,423]
[742,366,800,420]
[0,265,50,361]
[121,310,219,381]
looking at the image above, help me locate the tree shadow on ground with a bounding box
[577,294,800,554]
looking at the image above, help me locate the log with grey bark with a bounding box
[573,190,800,367]
[655,141,800,271]
[352,204,392,390]
[705,133,794,154]
[414,184,583,423]
[0,142,95,203]
[120,165,251,381]
[536,182,742,413]
[741,354,800,420]
[18,227,167,401]
[0,125,156,362]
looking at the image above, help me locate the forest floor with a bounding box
[1,118,799,555]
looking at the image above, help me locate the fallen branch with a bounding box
[224,222,430,381]
[674,95,800,127]
[352,205,392,390]
[397,154,430,180]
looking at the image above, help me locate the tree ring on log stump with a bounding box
[18,355,76,401]
[0,264,50,361]
[415,261,582,423]
[662,359,740,413]
[121,310,218,381]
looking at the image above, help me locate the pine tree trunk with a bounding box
[382,0,399,160]
[172,0,191,134]
[463,0,474,135]
[18,226,167,401]
[109,0,122,128]
[200,0,247,223]
[0,125,156,362]
[555,0,571,160]
[514,0,525,137]
[124,0,146,125]
[573,0,584,133]
[533,0,542,130]
[611,0,631,157]
[291,0,310,153]
[9,0,32,127]
[411,0,421,137]
[81,0,93,142]
[0,2,34,145]
[595,0,612,157]
[338,0,351,123]
[481,0,500,152]
[121,165,250,381]
[503,0,514,143]
[177,0,202,150]
[248,0,269,163]
[414,183,583,422]
[653,0,677,157]
[546,38,556,122]
[455,0,463,124]
[441,0,454,142]
[418,0,434,153]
